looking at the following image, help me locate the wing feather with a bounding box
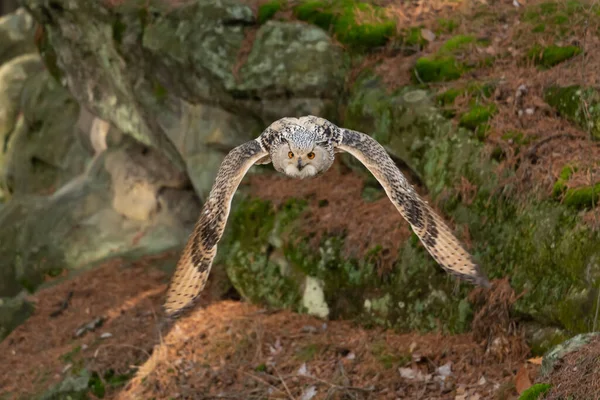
[164,140,268,317]
[337,129,490,287]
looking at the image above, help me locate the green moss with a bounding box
[436,18,458,34]
[528,44,582,68]
[402,26,428,50]
[112,17,127,45]
[552,165,576,197]
[293,0,337,30]
[439,34,476,52]
[540,1,558,15]
[459,104,497,139]
[293,0,396,49]
[414,55,465,83]
[532,23,546,32]
[413,35,487,83]
[344,73,600,334]
[437,88,463,106]
[563,183,600,209]
[152,80,168,102]
[553,13,569,24]
[258,0,285,24]
[544,85,600,139]
[518,383,552,400]
[222,197,307,311]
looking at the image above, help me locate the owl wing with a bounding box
[337,129,490,287]
[163,140,268,317]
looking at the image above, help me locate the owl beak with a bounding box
[297,158,304,170]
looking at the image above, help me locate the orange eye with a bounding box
[307,152,315,160]
[288,151,294,159]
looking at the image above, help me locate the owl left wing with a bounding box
[336,128,490,288]
[163,140,268,318]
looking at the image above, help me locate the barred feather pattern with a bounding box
[338,129,490,287]
[163,140,267,317]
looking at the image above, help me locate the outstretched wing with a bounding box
[337,129,490,287]
[164,140,268,317]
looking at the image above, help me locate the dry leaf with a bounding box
[527,357,543,365]
[421,28,436,42]
[515,364,532,394]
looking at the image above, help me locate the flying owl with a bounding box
[163,116,490,317]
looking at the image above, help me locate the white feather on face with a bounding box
[271,138,334,179]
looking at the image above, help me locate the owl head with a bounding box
[269,119,335,179]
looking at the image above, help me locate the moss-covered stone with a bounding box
[540,333,600,377]
[222,195,476,333]
[0,295,34,342]
[292,0,396,49]
[544,85,600,139]
[342,73,600,334]
[413,35,487,83]
[528,44,582,68]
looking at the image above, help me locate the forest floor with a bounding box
[4,0,600,399]
[1,254,540,400]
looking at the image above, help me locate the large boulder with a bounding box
[0,8,36,66]
[21,0,347,181]
[2,68,90,196]
[0,53,44,158]
[0,140,200,298]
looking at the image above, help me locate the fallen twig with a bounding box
[50,290,73,318]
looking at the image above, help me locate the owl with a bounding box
[163,116,490,317]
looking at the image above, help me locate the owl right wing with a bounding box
[336,128,490,288]
[163,140,268,318]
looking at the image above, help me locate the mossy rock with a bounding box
[540,333,600,377]
[343,73,600,334]
[0,294,34,342]
[527,44,581,68]
[413,35,486,83]
[292,0,396,49]
[544,85,600,139]
[221,196,475,333]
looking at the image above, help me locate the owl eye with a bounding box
[288,151,294,159]
[307,152,315,160]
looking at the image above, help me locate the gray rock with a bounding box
[0,8,37,66]
[0,146,199,297]
[0,53,44,166]
[2,68,90,196]
[21,0,186,172]
[237,20,346,120]
[540,332,600,377]
[0,293,34,341]
[38,369,91,400]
